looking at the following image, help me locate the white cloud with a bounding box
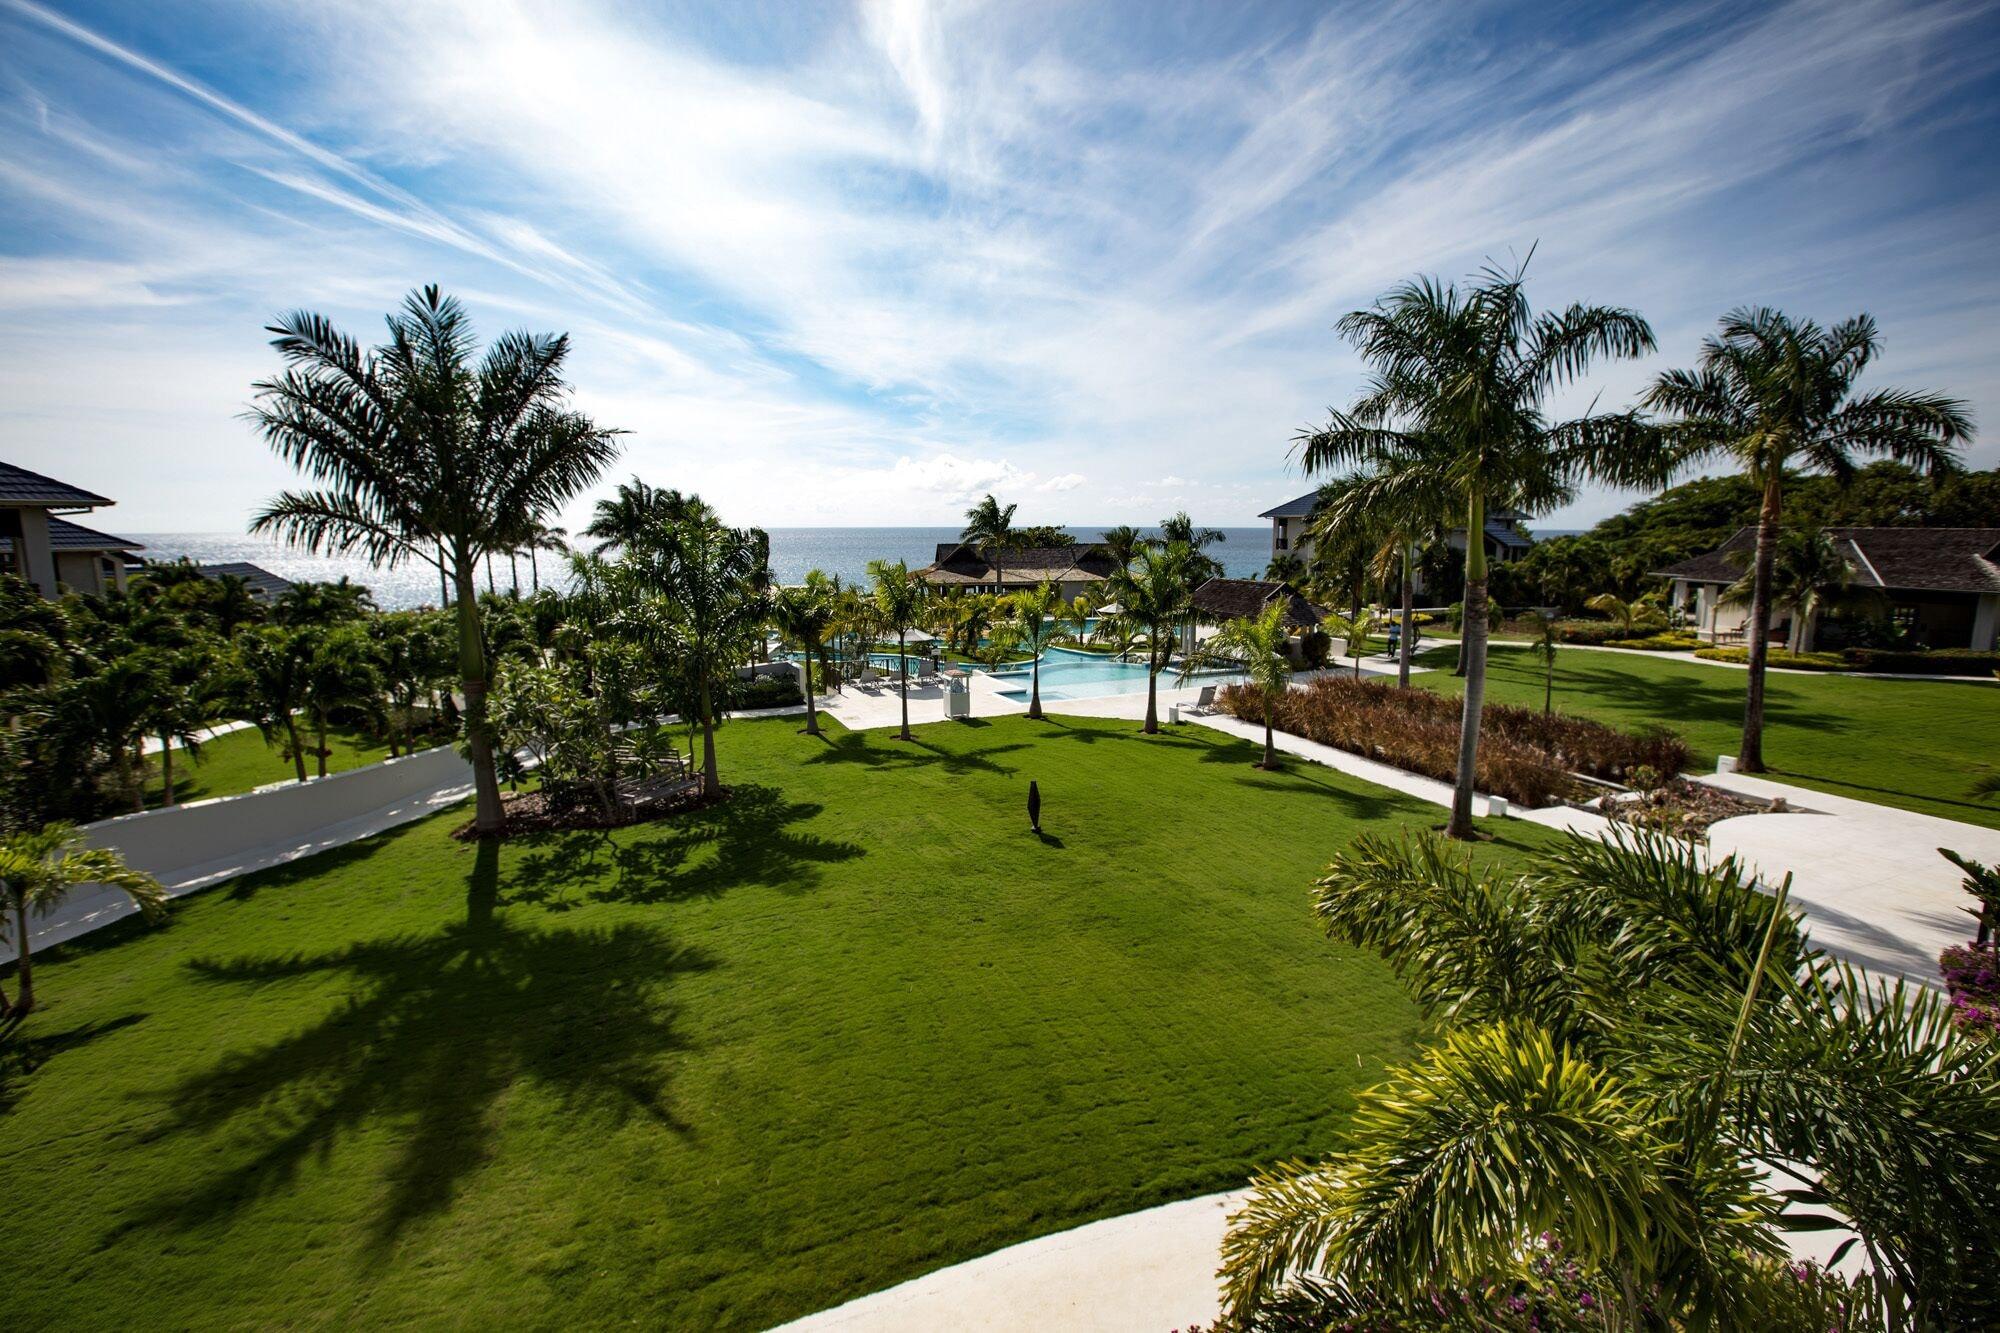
[1039,473,1085,493]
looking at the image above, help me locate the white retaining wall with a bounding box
[4,742,475,963]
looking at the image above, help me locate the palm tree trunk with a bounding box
[1398,541,1414,689]
[1447,495,1489,840]
[698,677,719,796]
[529,547,540,592]
[1028,647,1043,720]
[12,890,34,1016]
[1739,477,1781,773]
[455,555,505,834]
[508,552,520,597]
[897,632,912,741]
[315,713,329,778]
[284,713,308,782]
[800,651,821,737]
[160,731,175,807]
[121,746,141,814]
[1544,658,1553,715]
[1143,646,1159,734]
[438,545,450,607]
[1262,697,1276,768]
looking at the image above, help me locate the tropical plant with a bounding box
[867,559,924,742]
[1645,309,1971,771]
[961,494,1019,595]
[770,573,837,738]
[1725,529,1855,654]
[247,285,621,836]
[1002,580,1076,720]
[1103,541,1196,734]
[1319,605,1384,680]
[1099,524,1144,572]
[232,624,313,783]
[59,652,162,812]
[141,644,220,807]
[300,625,385,779]
[1520,609,1560,715]
[1221,829,2000,1331]
[1583,590,1668,637]
[1157,510,1226,583]
[1182,603,1292,768]
[1297,260,1663,837]
[0,822,165,1023]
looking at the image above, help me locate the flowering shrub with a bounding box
[1219,676,1688,809]
[1940,943,2000,1038]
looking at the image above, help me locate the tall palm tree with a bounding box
[1098,524,1143,572]
[1181,603,1292,768]
[1004,580,1077,720]
[1157,510,1226,580]
[232,625,314,783]
[1726,529,1854,654]
[961,494,1018,596]
[300,625,385,779]
[523,521,568,592]
[247,286,621,836]
[1223,829,2000,1331]
[867,559,924,742]
[1298,262,1662,838]
[1646,309,1970,771]
[1103,542,1196,734]
[141,644,216,807]
[618,509,770,797]
[770,573,837,737]
[0,822,164,1022]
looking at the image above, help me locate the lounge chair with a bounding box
[1187,684,1218,714]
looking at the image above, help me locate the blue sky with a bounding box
[2,0,1997,535]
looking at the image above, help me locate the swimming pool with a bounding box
[985,646,1239,702]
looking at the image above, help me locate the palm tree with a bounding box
[867,559,924,742]
[1181,603,1292,768]
[1099,524,1143,571]
[247,286,621,836]
[1585,590,1668,637]
[1298,262,1662,838]
[1319,605,1383,680]
[301,625,385,778]
[62,653,159,813]
[1726,529,1854,653]
[141,645,216,807]
[0,822,165,1022]
[1645,309,1971,771]
[1521,608,1560,714]
[619,510,770,797]
[1222,829,2000,1330]
[582,477,708,554]
[961,494,1018,596]
[1003,580,1076,720]
[523,520,567,592]
[1103,542,1196,734]
[232,624,313,783]
[770,574,837,737]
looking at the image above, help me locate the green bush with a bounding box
[1841,647,2000,676]
[726,673,805,709]
[1694,646,1847,670]
[1548,618,1629,645]
[1604,632,1701,651]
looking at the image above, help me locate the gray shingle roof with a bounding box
[196,562,296,599]
[1654,527,2000,595]
[0,460,113,508]
[920,543,1120,587]
[0,516,141,554]
[1257,490,1321,519]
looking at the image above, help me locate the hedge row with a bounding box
[1218,676,1687,808]
[1694,646,2000,676]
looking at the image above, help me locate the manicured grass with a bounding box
[1,713,1550,1330]
[144,721,403,807]
[1415,645,2000,828]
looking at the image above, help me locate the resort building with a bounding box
[1656,526,2000,650]
[917,542,1121,600]
[0,460,141,598]
[1258,490,1533,571]
[1189,577,1322,630]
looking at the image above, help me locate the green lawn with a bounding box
[1,713,1550,1330]
[1415,645,2000,829]
[144,722,401,807]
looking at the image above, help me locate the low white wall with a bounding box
[3,742,474,963]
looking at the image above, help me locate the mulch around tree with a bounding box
[452,778,727,840]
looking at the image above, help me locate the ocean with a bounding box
[127,527,1278,610]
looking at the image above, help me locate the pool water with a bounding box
[986,646,1239,702]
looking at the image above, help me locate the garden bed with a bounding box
[453,776,720,838]
[1219,676,1687,809]
[1597,777,1772,840]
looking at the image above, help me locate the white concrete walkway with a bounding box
[781,1193,1242,1333]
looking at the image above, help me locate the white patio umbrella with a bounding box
[902,627,938,643]
[1096,601,1124,615]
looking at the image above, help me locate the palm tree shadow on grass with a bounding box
[804,731,1028,777]
[116,840,715,1262]
[507,783,866,908]
[0,1013,148,1115]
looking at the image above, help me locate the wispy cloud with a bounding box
[1,0,1996,532]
